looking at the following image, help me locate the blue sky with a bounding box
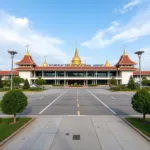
[0,0,150,70]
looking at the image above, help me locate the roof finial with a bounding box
[75,41,77,49]
[25,45,30,55]
[123,45,127,55]
[43,56,48,67]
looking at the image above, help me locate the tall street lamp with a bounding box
[135,50,144,89]
[8,50,18,90]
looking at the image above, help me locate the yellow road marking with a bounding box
[77,111,80,116]
[77,103,79,107]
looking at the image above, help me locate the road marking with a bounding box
[77,110,80,116]
[77,103,80,107]
[40,97,44,99]
[111,96,115,99]
[87,89,116,115]
[39,89,68,114]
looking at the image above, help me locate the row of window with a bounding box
[34,71,118,77]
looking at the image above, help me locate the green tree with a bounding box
[0,90,28,123]
[2,79,10,87]
[23,79,30,90]
[109,78,117,86]
[35,77,46,86]
[13,76,24,87]
[0,77,3,88]
[128,76,136,90]
[142,76,150,86]
[131,89,150,122]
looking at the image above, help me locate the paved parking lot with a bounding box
[0,88,137,116]
[1,88,150,150]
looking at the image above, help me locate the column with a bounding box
[86,80,88,86]
[34,71,36,78]
[116,71,118,78]
[108,71,110,77]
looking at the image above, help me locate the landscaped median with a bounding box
[0,117,34,145]
[123,117,150,142]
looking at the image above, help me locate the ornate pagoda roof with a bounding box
[16,50,36,66]
[116,50,136,66]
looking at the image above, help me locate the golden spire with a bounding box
[71,42,82,65]
[43,56,48,67]
[104,59,110,67]
[123,45,127,55]
[123,49,128,55]
[25,45,30,55]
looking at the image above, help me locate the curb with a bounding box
[122,118,150,142]
[0,117,36,147]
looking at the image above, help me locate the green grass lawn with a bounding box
[0,117,32,142]
[126,117,150,138]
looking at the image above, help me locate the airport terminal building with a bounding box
[14,48,140,85]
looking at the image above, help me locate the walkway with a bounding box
[1,115,150,150]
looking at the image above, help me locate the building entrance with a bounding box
[68,80,84,85]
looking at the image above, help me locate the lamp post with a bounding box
[135,51,144,89]
[8,51,17,90]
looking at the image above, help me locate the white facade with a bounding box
[19,71,32,84]
[18,70,133,85]
[121,71,133,84]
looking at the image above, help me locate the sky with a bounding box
[0,0,150,70]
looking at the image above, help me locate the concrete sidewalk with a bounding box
[1,115,150,150]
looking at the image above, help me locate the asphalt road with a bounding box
[0,88,138,116]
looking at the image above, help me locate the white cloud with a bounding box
[0,12,68,69]
[82,10,150,49]
[120,0,141,13]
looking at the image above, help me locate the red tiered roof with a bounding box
[116,52,136,66]
[16,51,36,66]
[0,71,19,75]
[15,66,137,71]
[133,71,150,75]
[15,66,118,71]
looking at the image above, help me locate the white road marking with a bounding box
[111,96,115,99]
[39,89,68,114]
[40,97,44,99]
[87,89,116,115]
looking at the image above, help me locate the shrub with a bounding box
[110,85,130,91]
[23,79,30,90]
[88,84,98,86]
[109,78,117,86]
[131,89,150,122]
[0,90,28,123]
[28,87,43,91]
[35,77,46,85]
[0,77,3,88]
[128,76,136,90]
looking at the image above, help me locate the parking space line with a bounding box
[87,89,116,115]
[111,96,115,99]
[39,89,68,114]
